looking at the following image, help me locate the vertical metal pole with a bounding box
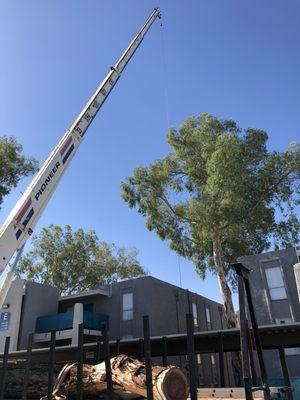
[47,330,56,400]
[143,316,153,400]
[22,332,34,400]
[243,276,271,399]
[186,313,197,400]
[246,320,257,387]
[0,336,10,400]
[278,347,293,400]
[96,337,101,363]
[218,332,225,387]
[116,339,120,356]
[138,338,144,361]
[77,323,83,400]
[186,290,192,313]
[237,274,253,400]
[162,336,168,367]
[219,306,231,387]
[102,323,114,399]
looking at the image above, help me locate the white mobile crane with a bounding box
[0,8,161,307]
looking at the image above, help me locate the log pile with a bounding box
[4,355,189,400]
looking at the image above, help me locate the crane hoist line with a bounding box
[0,8,161,280]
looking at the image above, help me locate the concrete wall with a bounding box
[239,247,300,378]
[0,279,24,351]
[18,281,59,349]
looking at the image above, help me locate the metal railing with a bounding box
[35,311,108,334]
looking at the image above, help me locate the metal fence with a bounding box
[0,262,298,399]
[0,313,202,400]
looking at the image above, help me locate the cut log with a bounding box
[57,355,189,400]
[3,355,189,400]
[110,355,189,400]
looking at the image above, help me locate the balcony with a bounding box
[35,311,74,333]
[34,307,108,345]
[35,311,108,333]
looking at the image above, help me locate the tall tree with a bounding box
[16,225,146,294]
[0,136,38,208]
[121,113,300,328]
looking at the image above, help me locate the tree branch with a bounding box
[220,169,295,231]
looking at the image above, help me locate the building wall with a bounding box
[0,279,24,352]
[18,281,59,349]
[239,247,300,378]
[59,276,234,387]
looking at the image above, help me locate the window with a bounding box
[192,303,198,326]
[275,318,300,356]
[122,292,133,320]
[205,306,211,324]
[265,266,287,300]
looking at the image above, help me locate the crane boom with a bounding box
[0,8,161,276]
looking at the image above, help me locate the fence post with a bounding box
[116,339,120,356]
[278,347,293,400]
[102,323,114,399]
[0,336,10,400]
[218,332,225,387]
[243,274,271,399]
[186,313,197,400]
[77,323,83,400]
[236,272,253,400]
[162,336,168,367]
[143,316,153,400]
[47,330,56,400]
[22,332,34,400]
[246,319,257,387]
[96,337,101,364]
[138,338,144,361]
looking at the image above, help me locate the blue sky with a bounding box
[1,0,299,305]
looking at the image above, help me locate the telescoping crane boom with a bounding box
[0,8,161,303]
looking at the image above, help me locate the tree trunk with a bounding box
[4,355,189,400]
[213,234,237,329]
[212,233,241,385]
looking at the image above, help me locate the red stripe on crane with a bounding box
[60,137,73,156]
[16,198,32,223]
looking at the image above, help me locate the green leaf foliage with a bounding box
[0,136,39,208]
[121,113,300,285]
[16,225,146,294]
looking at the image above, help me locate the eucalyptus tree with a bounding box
[0,136,38,208]
[121,113,299,328]
[17,224,146,294]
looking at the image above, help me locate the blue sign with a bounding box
[0,312,11,331]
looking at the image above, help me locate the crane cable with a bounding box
[158,12,184,288]
[159,15,172,129]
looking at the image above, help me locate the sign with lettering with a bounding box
[0,312,11,331]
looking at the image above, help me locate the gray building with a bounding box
[239,246,300,380]
[0,276,234,388]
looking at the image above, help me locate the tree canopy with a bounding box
[16,225,146,294]
[121,113,300,327]
[0,136,38,208]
